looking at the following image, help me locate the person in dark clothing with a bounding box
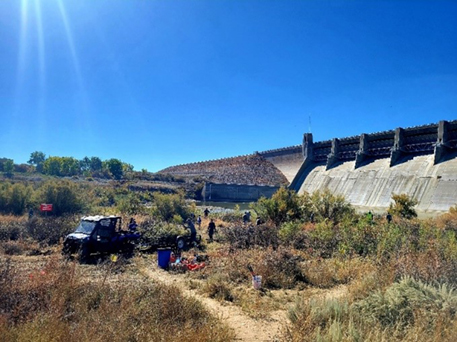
[243,211,251,224]
[207,219,216,242]
[128,218,138,231]
[184,218,197,243]
[386,213,392,223]
[204,208,210,217]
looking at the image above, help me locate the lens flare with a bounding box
[34,0,46,92]
[56,0,83,89]
[15,0,29,106]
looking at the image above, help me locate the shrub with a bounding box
[1,241,25,255]
[251,187,304,226]
[220,223,279,249]
[310,189,354,224]
[116,192,144,215]
[0,182,33,215]
[150,192,191,222]
[253,247,307,289]
[279,220,304,243]
[286,276,457,341]
[140,219,186,245]
[36,180,84,216]
[353,276,457,330]
[203,274,235,302]
[28,215,78,245]
[388,193,418,219]
[0,218,25,241]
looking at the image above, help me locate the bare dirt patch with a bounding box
[139,260,288,342]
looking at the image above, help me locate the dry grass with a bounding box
[0,255,235,342]
[285,276,457,342]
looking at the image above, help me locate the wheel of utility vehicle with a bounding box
[176,237,186,250]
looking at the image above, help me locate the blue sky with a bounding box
[1,0,456,172]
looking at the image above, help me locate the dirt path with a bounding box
[140,265,287,342]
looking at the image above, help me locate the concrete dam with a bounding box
[286,120,457,214]
[161,120,457,213]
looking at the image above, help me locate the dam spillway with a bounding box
[160,120,457,212]
[273,120,457,214]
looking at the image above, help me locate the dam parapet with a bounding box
[299,120,457,171]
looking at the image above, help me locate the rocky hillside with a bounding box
[159,154,289,186]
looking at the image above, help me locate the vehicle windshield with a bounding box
[74,220,97,234]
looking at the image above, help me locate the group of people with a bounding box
[183,208,217,244]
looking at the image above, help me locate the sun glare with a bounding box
[16,0,29,102]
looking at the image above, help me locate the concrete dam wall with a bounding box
[258,146,303,182]
[290,120,457,214]
[201,183,279,202]
[159,120,457,211]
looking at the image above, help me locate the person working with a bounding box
[207,219,216,242]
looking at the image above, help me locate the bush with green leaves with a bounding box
[250,187,305,226]
[139,219,186,245]
[37,180,85,216]
[388,193,418,219]
[116,192,144,215]
[309,189,354,224]
[150,191,192,222]
[3,159,14,177]
[0,182,33,215]
[278,220,304,243]
[353,276,457,330]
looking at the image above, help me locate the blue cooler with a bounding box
[157,248,172,269]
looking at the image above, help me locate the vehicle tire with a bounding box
[123,243,135,258]
[176,237,186,250]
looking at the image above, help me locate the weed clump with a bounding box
[286,276,457,341]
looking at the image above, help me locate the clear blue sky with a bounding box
[1,0,456,172]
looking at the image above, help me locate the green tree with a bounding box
[43,157,62,176]
[123,163,134,173]
[80,157,91,172]
[3,159,14,177]
[105,158,124,180]
[388,193,418,219]
[90,156,103,172]
[60,157,80,176]
[28,151,46,172]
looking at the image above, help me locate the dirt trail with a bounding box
[141,265,287,342]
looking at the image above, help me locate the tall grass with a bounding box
[286,277,457,342]
[0,256,235,342]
